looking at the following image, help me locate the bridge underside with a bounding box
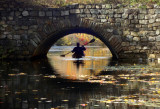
[32,27,121,60]
[29,18,124,60]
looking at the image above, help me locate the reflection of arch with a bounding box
[30,19,123,59]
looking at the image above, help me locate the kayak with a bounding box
[72,53,84,58]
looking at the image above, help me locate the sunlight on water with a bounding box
[47,46,112,80]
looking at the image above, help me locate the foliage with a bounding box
[54,33,105,46]
[16,0,160,7]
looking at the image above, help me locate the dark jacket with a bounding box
[72,46,86,58]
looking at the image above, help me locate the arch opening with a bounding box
[32,27,119,60]
[48,33,112,58]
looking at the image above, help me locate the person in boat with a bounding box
[72,43,86,58]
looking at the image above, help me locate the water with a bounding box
[0,46,160,109]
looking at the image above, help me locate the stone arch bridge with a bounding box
[0,1,160,60]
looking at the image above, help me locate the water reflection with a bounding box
[1,46,160,108]
[47,46,112,80]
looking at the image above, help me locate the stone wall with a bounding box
[0,0,160,60]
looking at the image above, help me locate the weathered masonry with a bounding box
[0,1,160,60]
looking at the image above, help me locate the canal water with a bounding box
[0,46,160,109]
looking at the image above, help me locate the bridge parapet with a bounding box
[0,0,160,60]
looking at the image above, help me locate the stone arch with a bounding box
[29,18,123,59]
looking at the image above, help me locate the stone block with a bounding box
[30,11,38,16]
[130,46,135,50]
[153,27,158,30]
[145,15,151,19]
[114,14,121,18]
[141,37,148,41]
[131,20,139,24]
[30,39,37,47]
[61,11,69,16]
[156,35,160,41]
[155,9,160,14]
[156,18,160,22]
[149,54,156,59]
[102,5,106,8]
[121,42,129,46]
[101,19,107,23]
[124,19,130,25]
[143,46,148,50]
[78,4,85,8]
[13,35,20,40]
[7,35,12,39]
[98,15,106,19]
[128,15,133,19]
[105,4,112,9]
[15,11,21,16]
[149,19,155,23]
[133,37,140,41]
[149,37,155,41]
[131,31,138,36]
[53,10,60,16]
[90,9,98,14]
[130,42,137,46]
[126,35,133,41]
[70,9,81,14]
[122,13,128,19]
[46,11,52,16]
[136,46,141,49]
[123,31,130,35]
[22,11,29,16]
[96,5,100,9]
[21,26,28,30]
[148,9,155,14]
[8,16,13,20]
[0,35,6,39]
[84,9,90,14]
[139,9,147,14]
[91,5,96,8]
[156,30,160,35]
[80,9,84,13]
[152,23,160,26]
[139,20,148,24]
[138,14,145,19]
[86,14,91,17]
[86,5,91,8]
[39,11,45,16]
[9,11,14,16]
[117,9,124,14]
[156,42,160,46]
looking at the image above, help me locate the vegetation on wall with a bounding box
[15,0,160,8]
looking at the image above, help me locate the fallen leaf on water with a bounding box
[32,90,38,92]
[8,74,16,76]
[19,73,27,75]
[46,100,52,103]
[15,92,21,94]
[62,100,69,102]
[80,104,87,107]
[40,98,47,100]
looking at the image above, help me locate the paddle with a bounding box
[60,38,95,57]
